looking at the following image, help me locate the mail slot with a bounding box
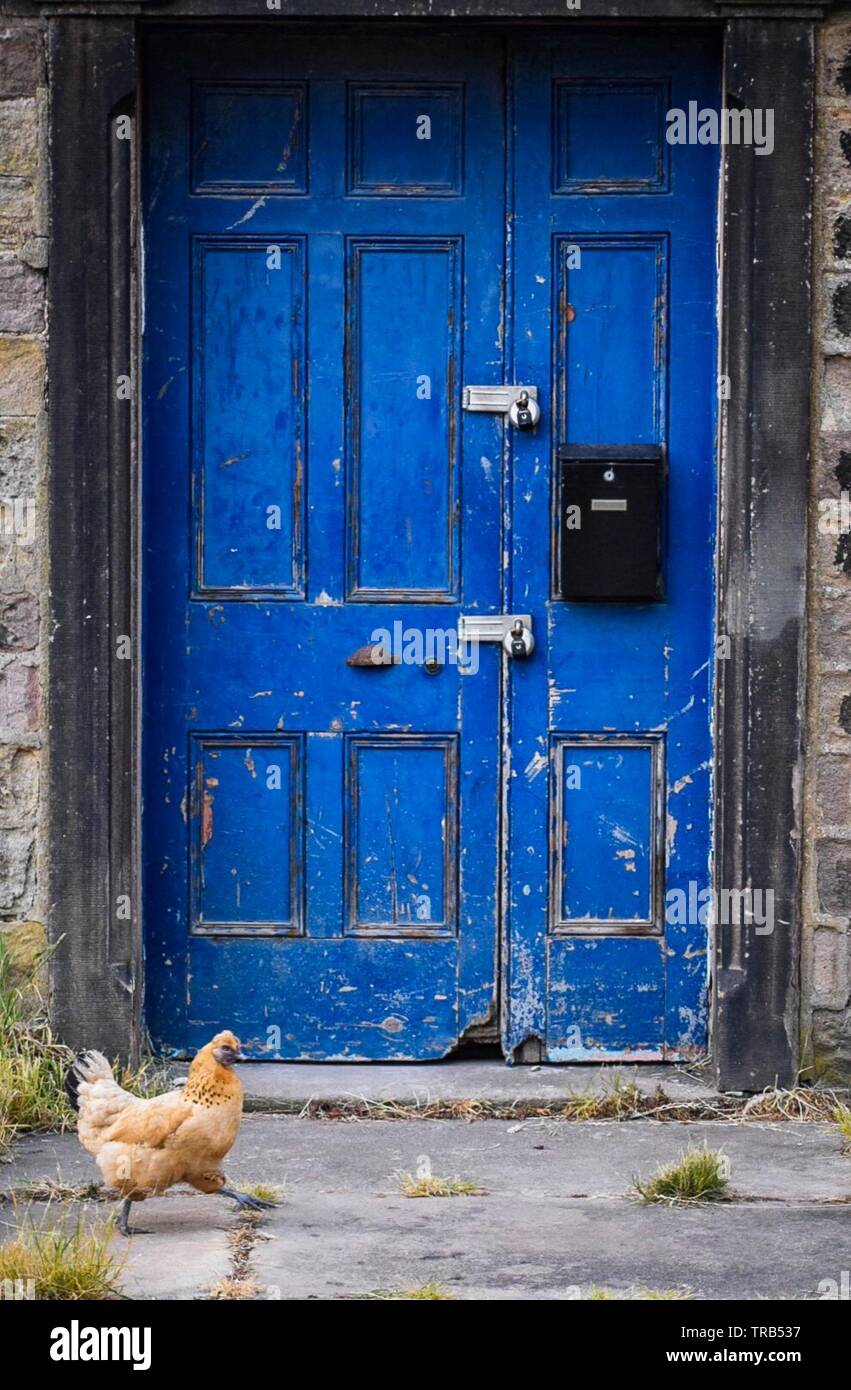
[558,445,665,602]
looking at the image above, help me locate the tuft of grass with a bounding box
[241,1182,282,1204]
[113,1058,172,1102]
[631,1145,730,1206]
[0,938,75,1150]
[587,1285,692,1301]
[361,1282,453,1300]
[0,1210,125,1300]
[834,1104,851,1152]
[396,1171,485,1198]
[562,1075,644,1121]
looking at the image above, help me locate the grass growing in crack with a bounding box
[214,1207,271,1302]
[291,1078,851,1126]
[587,1285,692,1301]
[11,1180,102,1203]
[241,1182,282,1204]
[361,1282,453,1300]
[631,1145,730,1206]
[563,1076,644,1120]
[396,1172,485,1198]
[0,1210,125,1300]
[834,1105,851,1152]
[0,938,170,1156]
[740,1086,846,1123]
[208,1277,265,1300]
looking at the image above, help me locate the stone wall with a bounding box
[806,14,851,1076]
[0,19,47,985]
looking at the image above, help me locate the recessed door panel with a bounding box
[347,239,460,599]
[193,236,306,595]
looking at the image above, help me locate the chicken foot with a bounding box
[218,1187,277,1212]
[117,1197,150,1237]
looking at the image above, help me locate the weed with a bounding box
[0,1210,124,1300]
[396,1172,485,1198]
[833,1104,851,1153]
[631,1145,730,1205]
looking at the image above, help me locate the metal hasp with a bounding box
[459,613,535,658]
[462,384,539,413]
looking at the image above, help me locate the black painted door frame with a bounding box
[45,2,823,1089]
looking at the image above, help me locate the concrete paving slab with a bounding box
[3,1115,849,1299]
[250,1194,851,1301]
[227,1059,717,1108]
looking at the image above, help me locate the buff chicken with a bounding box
[66,1030,274,1234]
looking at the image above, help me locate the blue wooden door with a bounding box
[143,27,719,1061]
[505,31,719,1060]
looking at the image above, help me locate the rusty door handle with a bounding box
[346,642,396,668]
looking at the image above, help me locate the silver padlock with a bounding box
[508,389,540,431]
[503,618,535,659]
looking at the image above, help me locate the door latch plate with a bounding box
[462,385,539,414]
[459,613,533,644]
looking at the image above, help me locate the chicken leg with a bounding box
[117,1196,150,1237]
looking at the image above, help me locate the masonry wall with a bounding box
[806,14,851,1076]
[0,13,848,1074]
[0,19,47,987]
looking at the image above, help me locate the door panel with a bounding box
[195,235,306,594]
[347,239,460,598]
[142,30,504,1057]
[506,31,719,1060]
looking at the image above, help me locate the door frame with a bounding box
[46,3,823,1088]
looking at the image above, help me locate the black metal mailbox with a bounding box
[558,444,665,602]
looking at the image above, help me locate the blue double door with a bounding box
[143,27,719,1060]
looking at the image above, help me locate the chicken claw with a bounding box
[218,1187,277,1212]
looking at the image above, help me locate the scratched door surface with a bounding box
[142,29,504,1057]
[505,31,719,1060]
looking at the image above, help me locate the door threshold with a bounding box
[173,1059,719,1111]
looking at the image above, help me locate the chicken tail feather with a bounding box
[65,1050,115,1112]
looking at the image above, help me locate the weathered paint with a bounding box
[505,31,719,1060]
[142,27,718,1061]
